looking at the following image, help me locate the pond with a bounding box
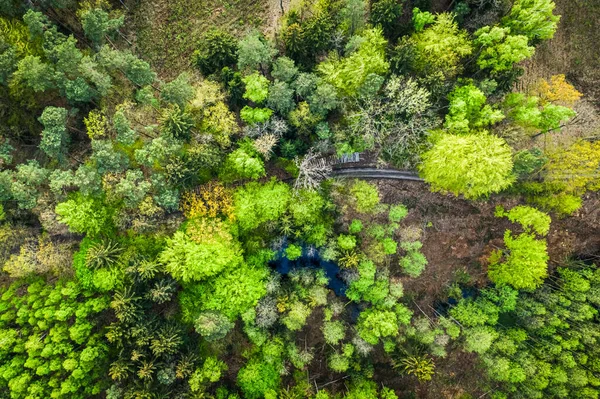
[270,245,348,296]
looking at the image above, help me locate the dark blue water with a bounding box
[270,246,348,296]
[434,287,477,315]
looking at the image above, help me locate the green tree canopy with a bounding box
[420,132,515,199]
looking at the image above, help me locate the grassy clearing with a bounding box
[128,0,271,79]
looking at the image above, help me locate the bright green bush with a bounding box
[233,180,291,231]
[242,72,270,103]
[318,28,389,97]
[55,194,113,236]
[337,234,357,250]
[420,132,515,199]
[240,106,273,124]
[160,229,243,283]
[495,205,551,236]
[237,358,280,399]
[220,144,266,182]
[349,180,380,213]
[285,244,302,260]
[322,320,346,345]
[488,231,548,290]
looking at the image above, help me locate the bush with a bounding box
[220,143,266,182]
[55,194,113,236]
[488,231,548,290]
[388,204,408,222]
[237,358,280,399]
[194,29,238,76]
[242,72,270,103]
[240,106,273,124]
[349,219,363,233]
[285,244,302,260]
[420,132,515,199]
[322,320,346,345]
[194,312,235,341]
[399,241,427,277]
[350,180,380,213]
[337,234,357,250]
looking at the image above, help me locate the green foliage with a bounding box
[444,84,504,133]
[412,7,435,32]
[502,0,560,42]
[337,234,357,250]
[322,320,346,345]
[55,193,113,236]
[237,357,280,399]
[503,92,576,134]
[194,29,238,76]
[80,7,124,46]
[180,262,268,321]
[357,306,412,344]
[420,132,515,199]
[242,72,270,103]
[189,357,227,391]
[370,0,404,40]
[474,26,534,74]
[271,56,298,83]
[399,241,427,277]
[267,80,295,115]
[394,354,435,381]
[161,72,194,107]
[488,230,548,290]
[220,141,266,182]
[160,104,194,140]
[160,226,242,282]
[349,219,363,233]
[237,31,275,71]
[318,28,389,97]
[39,106,69,160]
[349,180,380,213]
[240,106,273,124]
[194,311,234,341]
[401,13,472,80]
[233,180,291,231]
[0,278,109,399]
[495,205,551,236]
[388,204,408,222]
[11,55,54,92]
[285,244,303,260]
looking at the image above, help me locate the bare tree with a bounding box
[294,149,333,191]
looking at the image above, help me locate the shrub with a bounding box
[399,241,427,277]
[495,205,551,236]
[240,106,273,124]
[328,352,350,372]
[349,219,363,233]
[242,72,270,103]
[194,312,235,341]
[159,227,243,283]
[488,231,548,290]
[349,180,380,213]
[322,320,346,345]
[194,29,238,76]
[337,234,357,250]
[388,204,408,222]
[420,132,515,199]
[237,358,280,399]
[220,143,266,182]
[55,194,113,236]
[285,244,302,260]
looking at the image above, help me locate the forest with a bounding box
[0,0,599,398]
